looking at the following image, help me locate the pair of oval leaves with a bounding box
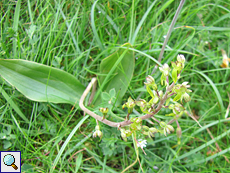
[0,43,134,110]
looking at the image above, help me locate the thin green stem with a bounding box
[121,132,139,173]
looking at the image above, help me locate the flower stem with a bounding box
[121,132,139,173]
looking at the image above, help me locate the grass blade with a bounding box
[91,0,104,51]
[193,70,225,115]
[50,115,89,173]
[0,86,29,123]
[174,128,230,161]
[13,0,21,58]
[130,0,158,45]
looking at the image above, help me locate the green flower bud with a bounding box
[142,126,158,139]
[122,104,126,109]
[173,82,192,103]
[144,75,158,90]
[136,99,154,114]
[142,126,149,131]
[182,93,191,102]
[128,97,135,107]
[136,99,147,108]
[172,68,178,83]
[97,130,103,138]
[95,125,100,131]
[159,64,171,86]
[177,62,183,69]
[176,127,182,138]
[166,124,174,132]
[99,107,109,120]
[130,117,142,131]
[122,97,136,113]
[152,95,159,104]
[171,103,185,115]
[149,127,158,133]
[159,64,171,76]
[165,127,171,134]
[160,122,174,136]
[177,54,185,64]
[120,129,127,142]
[149,127,158,138]
[171,61,177,69]
[145,75,155,84]
[99,107,109,114]
[142,131,149,136]
[171,54,186,83]
[160,121,167,128]
[120,128,132,141]
[158,90,163,99]
[168,104,175,109]
[176,127,182,145]
[93,126,103,139]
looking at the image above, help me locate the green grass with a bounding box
[1,0,230,172]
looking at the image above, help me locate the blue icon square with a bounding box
[0,151,21,173]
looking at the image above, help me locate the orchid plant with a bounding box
[79,54,200,172]
[80,54,199,149]
[117,55,192,145]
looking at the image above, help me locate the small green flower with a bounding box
[168,103,185,118]
[142,126,159,139]
[99,107,109,120]
[149,127,159,138]
[120,128,127,141]
[177,54,185,64]
[159,64,171,86]
[144,75,157,90]
[171,54,186,83]
[122,97,136,114]
[166,124,174,132]
[182,93,191,102]
[120,128,132,142]
[173,82,192,103]
[136,99,147,108]
[99,107,109,114]
[136,99,155,114]
[158,90,163,99]
[93,125,103,139]
[130,117,142,131]
[159,64,171,76]
[160,121,174,136]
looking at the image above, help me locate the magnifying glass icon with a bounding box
[3,154,18,170]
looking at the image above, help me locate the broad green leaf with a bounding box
[0,59,85,105]
[97,43,135,105]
